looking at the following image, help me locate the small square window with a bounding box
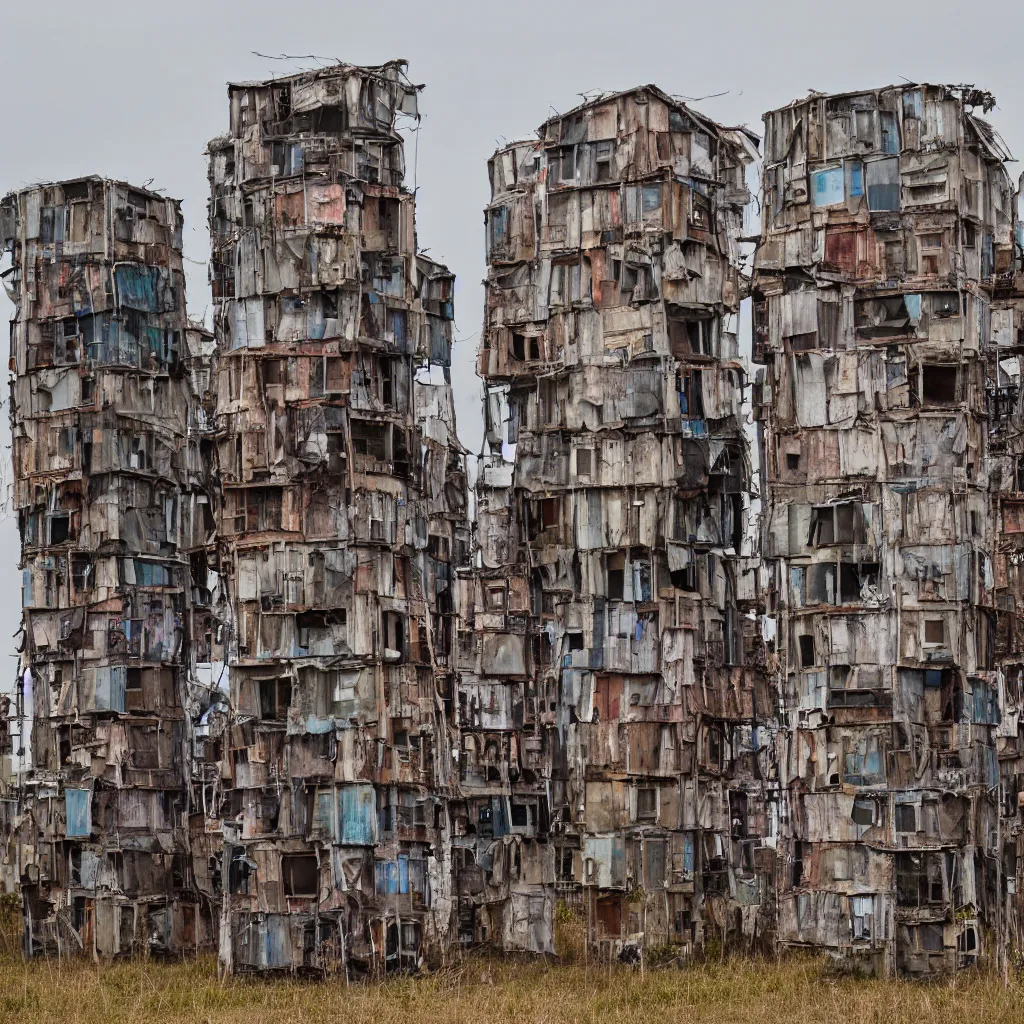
[895,804,917,833]
[636,787,656,821]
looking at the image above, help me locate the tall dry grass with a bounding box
[1,904,1023,1024]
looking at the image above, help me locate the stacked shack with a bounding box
[205,60,470,974]
[988,193,1024,969]
[1,178,218,955]
[753,84,1016,976]
[467,86,775,959]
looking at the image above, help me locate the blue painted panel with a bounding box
[65,788,91,837]
[811,167,844,208]
[114,264,160,312]
[95,666,126,713]
[848,161,864,197]
[263,914,291,969]
[339,784,377,845]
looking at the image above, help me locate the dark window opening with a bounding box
[851,798,876,827]
[895,804,917,833]
[798,634,815,668]
[259,678,292,721]
[283,853,318,897]
[921,364,958,406]
[607,552,625,601]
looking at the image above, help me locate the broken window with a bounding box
[526,496,561,540]
[351,421,389,466]
[607,552,625,600]
[896,851,948,907]
[865,157,900,211]
[851,797,877,827]
[839,561,878,603]
[283,853,318,897]
[47,513,71,545]
[511,332,541,361]
[797,634,815,668]
[382,610,406,661]
[259,677,291,721]
[921,364,958,406]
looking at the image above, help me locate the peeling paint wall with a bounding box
[753,84,1015,977]
[0,177,219,956]
[469,86,777,961]
[204,59,470,975]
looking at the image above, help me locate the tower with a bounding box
[206,60,470,974]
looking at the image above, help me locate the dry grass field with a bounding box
[2,902,1024,1024]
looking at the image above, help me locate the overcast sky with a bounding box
[1,0,1022,685]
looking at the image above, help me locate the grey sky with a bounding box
[1,0,1022,681]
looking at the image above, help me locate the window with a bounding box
[382,611,406,660]
[921,364,958,406]
[895,803,917,833]
[511,332,540,361]
[840,561,878,603]
[798,634,815,668]
[851,798,876,827]
[259,678,291,721]
[636,787,656,821]
[283,854,318,897]
[48,513,71,545]
[576,447,593,476]
[594,140,614,182]
[865,157,900,211]
[351,421,388,464]
[924,619,945,645]
[607,552,625,601]
[567,632,584,652]
[903,90,923,120]
[485,584,506,612]
[488,206,509,250]
[546,146,575,183]
[880,111,899,154]
[896,851,946,906]
[851,896,876,940]
[811,166,844,208]
[71,554,91,593]
[641,185,662,216]
[527,497,561,539]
